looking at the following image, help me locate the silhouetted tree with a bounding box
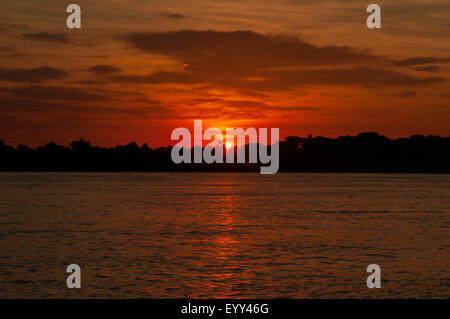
[70,138,91,152]
[0,133,448,172]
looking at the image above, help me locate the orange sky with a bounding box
[0,0,449,147]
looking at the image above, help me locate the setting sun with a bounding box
[225,142,232,150]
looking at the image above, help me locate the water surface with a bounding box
[0,172,448,298]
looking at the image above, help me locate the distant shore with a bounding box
[1,132,449,173]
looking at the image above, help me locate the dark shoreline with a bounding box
[2,132,449,173]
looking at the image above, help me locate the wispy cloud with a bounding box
[0,66,66,83]
[88,65,122,75]
[165,13,186,19]
[23,32,71,44]
[391,57,450,67]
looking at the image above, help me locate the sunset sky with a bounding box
[0,0,449,147]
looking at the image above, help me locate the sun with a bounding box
[225,142,232,150]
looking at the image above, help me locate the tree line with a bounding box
[0,132,449,172]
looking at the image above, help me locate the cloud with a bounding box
[122,30,379,70]
[0,66,67,83]
[0,46,15,53]
[110,65,445,90]
[414,65,439,72]
[0,85,108,102]
[171,97,323,120]
[391,56,450,67]
[109,71,200,84]
[116,30,446,90]
[0,93,165,119]
[394,91,417,98]
[23,32,71,43]
[165,13,186,19]
[88,64,122,75]
[257,67,446,89]
[0,85,157,103]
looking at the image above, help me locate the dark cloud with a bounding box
[23,32,71,43]
[165,13,186,19]
[391,56,450,67]
[0,85,155,103]
[122,30,379,71]
[0,46,15,53]
[236,89,269,98]
[256,67,446,89]
[116,30,445,90]
[0,66,67,83]
[109,71,198,84]
[88,64,122,75]
[414,65,439,72]
[394,91,418,98]
[110,66,445,90]
[0,94,165,119]
[0,85,108,102]
[0,95,70,113]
